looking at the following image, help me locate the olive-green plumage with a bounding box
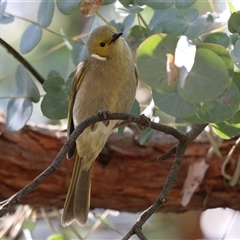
[61,25,137,226]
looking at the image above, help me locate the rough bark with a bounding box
[0,118,240,213]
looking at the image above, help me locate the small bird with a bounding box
[61,25,138,226]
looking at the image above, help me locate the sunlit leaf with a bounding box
[137,34,178,93]
[20,24,42,54]
[38,0,54,27]
[178,48,230,103]
[212,121,240,139]
[198,43,234,79]
[6,98,33,131]
[16,65,40,103]
[230,39,240,69]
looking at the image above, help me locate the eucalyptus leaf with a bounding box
[6,98,33,131]
[139,128,154,145]
[178,48,230,103]
[56,0,80,15]
[102,0,116,5]
[197,83,240,123]
[71,42,86,66]
[198,43,234,78]
[184,13,214,39]
[230,39,240,69]
[144,0,174,10]
[20,24,42,54]
[152,90,199,118]
[228,11,240,34]
[175,0,197,9]
[137,34,178,93]
[122,13,135,38]
[16,65,40,103]
[129,98,140,116]
[212,122,240,139]
[38,0,54,27]
[41,76,70,119]
[203,32,230,48]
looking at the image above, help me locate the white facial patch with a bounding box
[91,54,106,61]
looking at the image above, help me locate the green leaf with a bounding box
[184,13,214,39]
[149,8,198,36]
[46,233,65,240]
[56,0,80,15]
[228,11,240,34]
[203,32,230,48]
[144,0,174,10]
[38,0,54,27]
[20,24,42,54]
[71,42,86,66]
[231,110,240,124]
[185,114,208,124]
[198,43,234,79]
[233,71,240,92]
[41,76,70,119]
[178,48,230,103]
[230,39,240,69]
[212,122,240,139]
[197,83,240,123]
[16,65,40,103]
[137,34,178,93]
[175,0,197,9]
[129,98,140,116]
[6,98,33,131]
[128,25,148,49]
[152,90,199,118]
[139,128,154,145]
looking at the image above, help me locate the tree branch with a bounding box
[0,38,45,84]
[0,112,207,240]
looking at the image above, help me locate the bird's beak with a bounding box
[110,32,123,44]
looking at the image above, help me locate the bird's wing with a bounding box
[66,61,88,159]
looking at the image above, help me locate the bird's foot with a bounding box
[138,114,151,130]
[98,110,111,127]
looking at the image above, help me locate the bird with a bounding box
[61,25,138,226]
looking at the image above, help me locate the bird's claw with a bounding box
[138,114,151,130]
[98,110,111,127]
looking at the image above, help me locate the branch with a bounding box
[0,38,45,84]
[122,124,207,240]
[0,112,207,239]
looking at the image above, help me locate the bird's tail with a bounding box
[62,155,93,226]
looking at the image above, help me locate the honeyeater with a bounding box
[61,25,138,226]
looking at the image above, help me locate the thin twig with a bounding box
[122,124,207,240]
[0,38,45,85]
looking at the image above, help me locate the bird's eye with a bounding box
[99,42,106,47]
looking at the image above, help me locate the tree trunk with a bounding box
[0,117,240,213]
